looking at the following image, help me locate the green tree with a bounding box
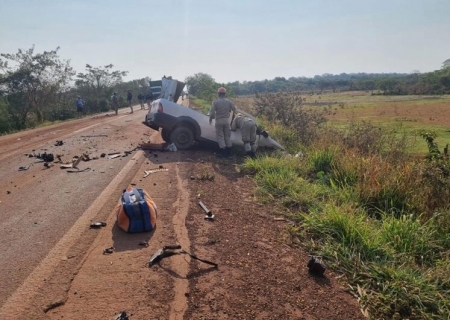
[185,73,218,101]
[76,64,128,112]
[0,45,74,127]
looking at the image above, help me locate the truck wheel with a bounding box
[170,126,194,150]
[161,128,171,143]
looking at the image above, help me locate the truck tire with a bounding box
[170,126,194,150]
[161,128,171,143]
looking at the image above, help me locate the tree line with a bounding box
[0,46,152,133]
[225,62,450,96]
[1,45,449,134]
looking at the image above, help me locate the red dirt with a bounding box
[0,104,365,319]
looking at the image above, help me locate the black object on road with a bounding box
[148,245,218,268]
[307,256,326,276]
[90,221,107,229]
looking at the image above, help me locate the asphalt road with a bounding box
[0,107,153,310]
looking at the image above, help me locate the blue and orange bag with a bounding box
[116,186,157,233]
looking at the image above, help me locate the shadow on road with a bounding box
[111,223,155,252]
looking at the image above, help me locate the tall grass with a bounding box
[243,114,450,318]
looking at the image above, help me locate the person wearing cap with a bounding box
[126,90,133,113]
[231,113,258,158]
[111,92,119,115]
[75,96,84,118]
[209,87,237,158]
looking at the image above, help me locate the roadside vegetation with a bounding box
[237,91,450,319]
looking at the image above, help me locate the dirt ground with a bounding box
[0,103,365,319]
[46,150,363,320]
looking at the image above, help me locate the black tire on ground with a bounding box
[170,126,194,150]
[161,128,171,143]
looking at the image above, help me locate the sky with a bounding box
[0,0,449,83]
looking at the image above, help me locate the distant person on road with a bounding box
[127,90,133,113]
[145,90,154,109]
[138,93,145,110]
[75,96,84,119]
[111,92,119,115]
[231,113,257,158]
[209,87,236,158]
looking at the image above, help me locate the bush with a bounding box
[254,91,326,145]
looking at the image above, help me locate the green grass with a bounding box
[242,117,450,318]
[190,98,211,114]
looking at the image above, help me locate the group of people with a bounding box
[209,87,258,158]
[124,90,154,114]
[111,90,153,115]
[75,90,155,117]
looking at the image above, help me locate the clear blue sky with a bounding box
[0,0,449,83]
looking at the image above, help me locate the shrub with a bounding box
[254,91,326,145]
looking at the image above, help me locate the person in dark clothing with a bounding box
[127,90,133,113]
[145,91,154,109]
[138,93,145,110]
[75,96,84,118]
[111,92,119,115]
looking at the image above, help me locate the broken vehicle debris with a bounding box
[148,245,218,268]
[143,168,169,178]
[199,201,215,220]
[144,77,285,151]
[307,256,326,276]
[90,222,107,229]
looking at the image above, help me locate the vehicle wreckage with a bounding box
[144,78,285,151]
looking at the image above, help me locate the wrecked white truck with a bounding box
[144,78,285,151]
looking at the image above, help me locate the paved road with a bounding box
[0,108,152,310]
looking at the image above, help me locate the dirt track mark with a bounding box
[169,160,191,320]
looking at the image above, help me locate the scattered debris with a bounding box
[149,245,218,268]
[307,256,326,276]
[43,298,67,313]
[111,311,129,320]
[165,143,177,152]
[139,240,149,247]
[90,222,107,229]
[100,153,106,158]
[18,162,35,171]
[108,154,121,159]
[43,163,54,169]
[81,134,108,138]
[199,201,215,220]
[32,152,54,162]
[103,247,115,255]
[143,168,169,178]
[54,140,63,146]
[60,156,82,169]
[139,142,167,151]
[81,153,99,161]
[107,152,121,155]
[6,191,11,195]
[67,168,91,173]
[54,155,63,163]
[273,217,286,221]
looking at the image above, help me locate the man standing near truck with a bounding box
[209,87,236,158]
[145,90,154,109]
[138,92,145,110]
[127,89,133,113]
